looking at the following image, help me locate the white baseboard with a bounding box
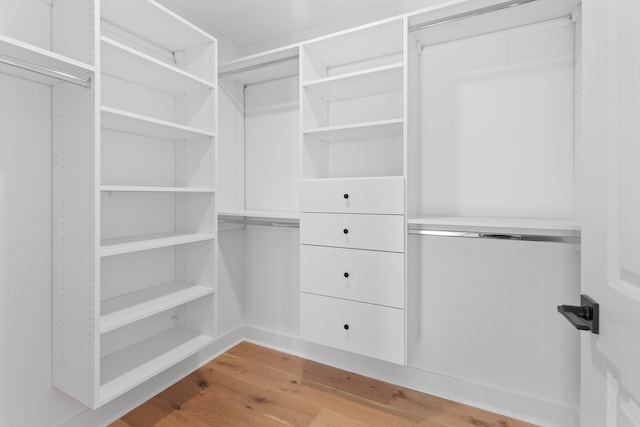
[57,325,577,427]
[57,326,245,427]
[243,325,578,427]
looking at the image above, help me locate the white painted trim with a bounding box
[243,326,578,427]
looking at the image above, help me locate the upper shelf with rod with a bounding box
[0,34,94,87]
[219,44,300,85]
[219,215,300,230]
[408,0,579,46]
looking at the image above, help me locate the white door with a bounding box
[579,0,640,425]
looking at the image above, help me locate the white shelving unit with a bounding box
[299,18,408,365]
[48,0,218,409]
[301,19,405,179]
[96,0,217,407]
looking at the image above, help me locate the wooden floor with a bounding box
[110,342,537,427]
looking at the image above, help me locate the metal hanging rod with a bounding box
[218,55,299,79]
[0,55,91,88]
[408,228,580,244]
[408,0,538,33]
[219,217,300,229]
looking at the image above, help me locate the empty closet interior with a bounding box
[1,0,584,424]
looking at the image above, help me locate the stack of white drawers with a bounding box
[300,176,406,364]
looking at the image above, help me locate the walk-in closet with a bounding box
[2,0,639,426]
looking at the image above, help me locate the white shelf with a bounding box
[303,118,403,143]
[101,282,214,333]
[101,106,214,140]
[101,232,215,257]
[408,216,581,235]
[410,0,579,48]
[304,63,403,102]
[0,34,93,85]
[101,185,215,193]
[302,176,403,183]
[304,19,403,68]
[219,44,299,85]
[101,37,214,95]
[100,329,213,405]
[218,209,300,220]
[101,0,215,51]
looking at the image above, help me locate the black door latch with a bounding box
[557,294,599,334]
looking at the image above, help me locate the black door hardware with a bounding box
[557,294,599,334]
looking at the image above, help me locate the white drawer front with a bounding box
[301,177,404,214]
[300,213,404,252]
[300,293,405,365]
[301,245,404,308]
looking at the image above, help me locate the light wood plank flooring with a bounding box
[110,342,538,427]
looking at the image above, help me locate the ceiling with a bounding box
[158,0,417,50]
